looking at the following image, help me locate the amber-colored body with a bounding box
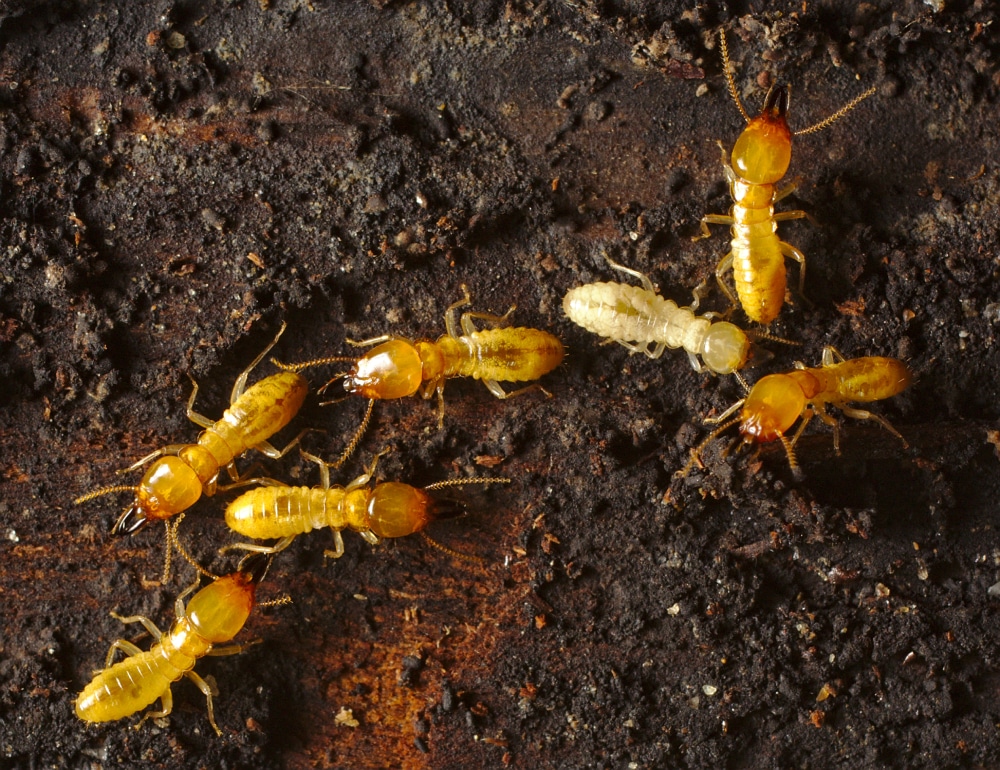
[75,556,268,736]
[699,30,876,324]
[341,287,564,407]
[75,324,307,536]
[562,258,750,375]
[225,451,507,558]
[706,97,803,325]
[681,347,911,475]
[275,290,563,466]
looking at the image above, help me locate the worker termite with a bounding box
[223,449,510,558]
[698,29,877,324]
[562,256,752,375]
[679,347,911,478]
[75,552,274,736]
[274,287,564,463]
[75,323,308,548]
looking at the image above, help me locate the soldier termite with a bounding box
[223,449,509,559]
[679,346,911,478]
[273,287,564,465]
[698,28,877,324]
[75,553,274,736]
[75,324,308,570]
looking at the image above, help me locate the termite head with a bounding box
[700,322,751,375]
[366,482,435,538]
[112,456,203,536]
[343,339,423,400]
[738,373,805,443]
[732,86,792,185]
[185,564,261,643]
[365,476,510,539]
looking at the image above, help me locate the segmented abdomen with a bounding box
[828,358,913,402]
[453,328,564,382]
[225,486,342,539]
[563,282,709,353]
[75,642,195,723]
[198,372,309,466]
[731,197,785,325]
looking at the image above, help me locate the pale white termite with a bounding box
[562,258,751,375]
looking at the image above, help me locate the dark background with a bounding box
[1,1,999,768]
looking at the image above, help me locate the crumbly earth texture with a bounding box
[2,1,999,768]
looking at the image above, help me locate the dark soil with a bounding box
[2,1,999,768]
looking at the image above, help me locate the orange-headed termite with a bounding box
[562,256,751,375]
[679,346,911,477]
[698,29,877,324]
[75,323,308,544]
[75,553,273,736]
[223,449,509,558]
[274,287,564,464]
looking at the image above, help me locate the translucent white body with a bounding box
[563,280,749,375]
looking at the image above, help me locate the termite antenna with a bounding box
[270,355,355,373]
[719,28,751,124]
[329,398,376,469]
[677,416,741,478]
[74,484,137,505]
[258,595,293,608]
[733,371,750,393]
[746,329,799,347]
[778,434,805,481]
[795,85,877,136]
[423,477,511,491]
[168,514,220,581]
[420,532,483,564]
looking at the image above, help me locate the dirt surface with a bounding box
[2,1,1000,768]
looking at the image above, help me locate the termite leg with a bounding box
[821,346,847,366]
[714,252,740,308]
[839,405,908,449]
[250,428,312,462]
[704,397,746,425]
[119,445,187,474]
[173,578,204,619]
[101,638,145,669]
[690,278,713,312]
[181,670,220,736]
[788,408,817,451]
[222,535,297,556]
[772,210,808,223]
[444,286,473,338]
[135,688,175,732]
[109,612,164,642]
[345,334,393,348]
[602,255,657,294]
[778,241,808,299]
[185,375,216,429]
[229,322,288,403]
[207,639,262,658]
[614,339,666,359]
[482,380,552,401]
[460,307,516,337]
[697,214,736,242]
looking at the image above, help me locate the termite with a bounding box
[274,287,564,463]
[223,449,509,558]
[698,28,877,325]
[75,322,308,547]
[679,346,911,477]
[75,552,273,736]
[562,256,751,375]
